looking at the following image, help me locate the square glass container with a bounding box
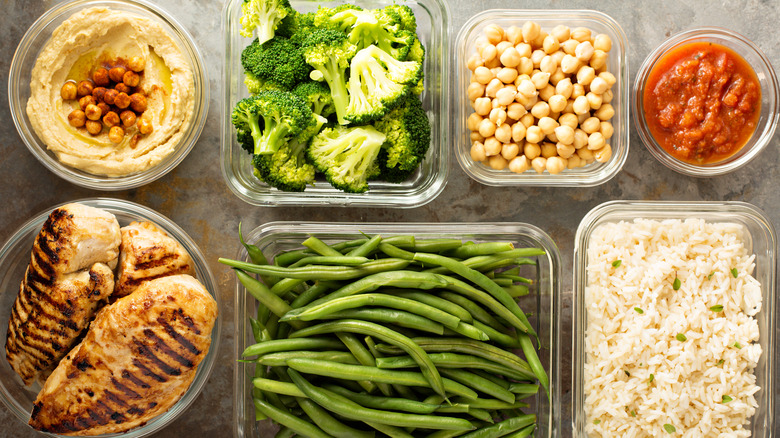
[220,0,450,207]
[234,222,562,437]
[572,201,776,436]
[454,10,628,186]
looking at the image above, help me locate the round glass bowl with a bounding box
[0,198,221,437]
[454,9,629,187]
[633,27,779,177]
[9,0,209,190]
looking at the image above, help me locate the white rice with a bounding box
[584,218,762,437]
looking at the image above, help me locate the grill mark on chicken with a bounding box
[120,272,178,290]
[158,318,201,355]
[142,328,194,368]
[121,369,151,389]
[131,358,167,383]
[104,390,132,409]
[135,253,181,270]
[22,279,81,332]
[25,261,53,286]
[133,339,181,377]
[111,377,142,400]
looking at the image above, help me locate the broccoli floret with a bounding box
[300,29,357,125]
[241,37,311,91]
[374,97,431,182]
[243,72,284,95]
[345,45,421,124]
[382,4,417,33]
[232,90,314,155]
[315,5,416,60]
[252,136,317,192]
[240,0,294,44]
[308,125,386,193]
[292,81,335,117]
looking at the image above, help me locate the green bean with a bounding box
[270,278,306,297]
[254,377,306,397]
[321,309,445,335]
[376,352,533,381]
[436,278,528,333]
[273,236,415,267]
[425,249,543,276]
[218,258,411,280]
[472,321,520,348]
[437,291,508,333]
[257,351,359,367]
[519,333,549,399]
[504,424,535,438]
[324,384,441,414]
[249,317,266,343]
[346,234,383,257]
[413,253,536,338]
[378,243,416,260]
[285,359,477,400]
[243,337,344,357]
[238,223,276,284]
[389,290,473,323]
[470,369,510,389]
[337,332,388,395]
[412,239,464,253]
[290,281,340,308]
[288,369,475,431]
[303,236,344,256]
[459,414,535,438]
[503,285,529,298]
[284,294,461,329]
[444,322,489,341]
[365,422,415,438]
[439,369,515,404]
[307,271,451,307]
[494,273,532,284]
[426,430,469,438]
[364,336,419,401]
[451,398,529,410]
[290,256,370,268]
[235,269,305,330]
[274,426,296,438]
[435,405,492,423]
[445,242,516,258]
[507,383,539,395]
[296,397,375,438]
[253,397,331,438]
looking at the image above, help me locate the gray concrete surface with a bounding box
[1,0,778,436]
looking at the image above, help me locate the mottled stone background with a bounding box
[1,0,778,436]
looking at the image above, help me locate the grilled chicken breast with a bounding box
[5,203,121,385]
[113,221,194,299]
[29,274,217,436]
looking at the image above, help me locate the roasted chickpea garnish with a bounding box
[85,120,103,135]
[128,56,145,72]
[108,67,126,83]
[61,82,78,100]
[103,89,118,105]
[129,93,147,113]
[120,110,137,127]
[114,92,131,109]
[84,104,102,121]
[92,86,107,102]
[78,95,96,110]
[92,68,110,87]
[137,116,153,134]
[76,80,94,97]
[97,102,111,116]
[67,110,86,128]
[129,133,141,148]
[103,111,120,127]
[108,126,125,143]
[123,71,140,87]
[114,83,132,94]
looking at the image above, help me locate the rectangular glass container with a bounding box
[454,10,629,186]
[234,222,562,437]
[221,0,450,207]
[572,201,776,436]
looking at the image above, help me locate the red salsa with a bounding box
[643,42,761,164]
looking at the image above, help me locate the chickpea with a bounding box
[571,27,592,42]
[496,41,514,57]
[531,31,548,50]
[113,92,131,109]
[468,82,485,101]
[538,116,558,135]
[555,78,573,99]
[515,43,533,58]
[108,126,125,143]
[549,68,566,86]
[556,142,576,158]
[587,131,606,150]
[61,82,78,100]
[542,35,560,54]
[577,146,595,162]
[497,67,518,84]
[586,92,603,109]
[594,103,615,121]
[519,113,535,128]
[546,156,567,174]
[103,111,120,127]
[554,125,575,144]
[120,110,137,128]
[598,71,617,86]
[546,132,559,143]
[137,116,154,135]
[551,25,571,42]
[79,96,97,111]
[474,66,494,85]
[481,44,498,62]
[540,142,557,158]
[576,66,596,86]
[108,67,127,83]
[589,77,609,95]
[489,108,507,126]
[539,55,556,74]
[531,156,547,173]
[572,83,586,99]
[531,71,551,90]
[485,78,503,97]
[561,54,580,74]
[128,56,145,72]
[85,120,103,135]
[581,117,602,134]
[548,94,567,113]
[478,118,496,137]
[495,122,514,143]
[129,133,142,148]
[539,84,555,102]
[505,26,523,45]
[474,97,492,116]
[467,54,483,72]
[76,80,94,97]
[470,141,487,162]
[525,125,544,144]
[482,136,501,156]
[590,50,608,70]
[603,89,614,104]
[561,39,579,55]
[91,86,107,103]
[467,112,483,131]
[92,68,110,87]
[517,93,538,110]
[488,154,508,170]
[563,99,575,114]
[511,122,527,142]
[484,24,504,44]
[507,102,527,120]
[524,141,541,159]
[501,142,520,160]
[84,103,102,121]
[97,102,111,116]
[600,121,614,139]
[67,109,86,127]
[577,112,590,125]
[594,144,612,163]
[573,95,590,115]
[567,154,583,169]
[470,131,485,142]
[593,34,613,52]
[559,113,579,129]
[103,89,118,105]
[508,155,530,173]
[123,70,141,87]
[522,21,541,43]
[496,87,516,106]
[573,129,589,149]
[575,41,595,62]
[115,82,132,94]
[517,79,537,99]
[517,57,534,76]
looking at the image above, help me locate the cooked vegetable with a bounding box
[308,125,386,193]
[240,0,294,43]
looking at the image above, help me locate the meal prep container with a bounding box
[572,200,776,436]
[234,222,562,437]
[220,0,450,207]
[0,198,222,437]
[633,28,779,177]
[454,10,629,187]
[8,0,209,190]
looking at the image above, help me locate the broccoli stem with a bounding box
[257,115,291,155]
[318,58,350,125]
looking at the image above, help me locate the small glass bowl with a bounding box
[234,222,562,437]
[0,198,222,437]
[572,200,776,436]
[633,28,779,177]
[220,0,450,207]
[9,0,209,190]
[454,9,629,187]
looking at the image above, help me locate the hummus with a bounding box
[26,7,195,177]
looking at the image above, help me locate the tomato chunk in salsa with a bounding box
[643,42,761,164]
